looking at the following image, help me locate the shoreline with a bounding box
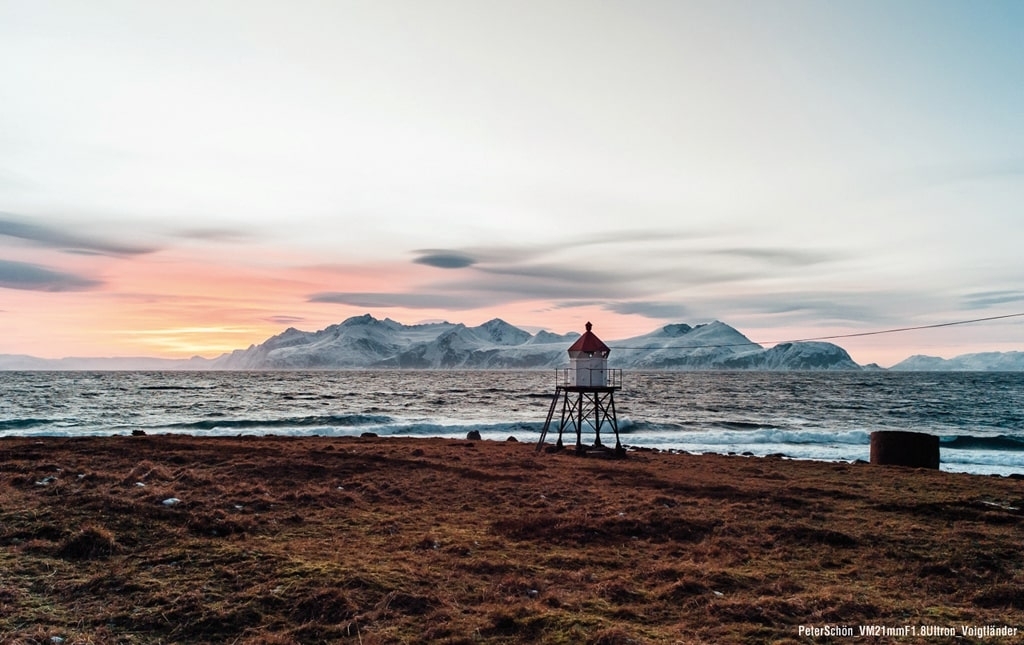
[2,434,1022,643]
[3,427,1022,478]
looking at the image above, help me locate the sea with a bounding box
[2,370,1023,477]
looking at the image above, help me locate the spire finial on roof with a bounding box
[585,321,592,332]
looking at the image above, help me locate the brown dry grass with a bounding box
[1,435,1022,644]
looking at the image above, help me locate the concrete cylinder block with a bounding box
[870,431,940,469]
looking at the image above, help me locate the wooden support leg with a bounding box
[575,392,584,453]
[609,392,623,453]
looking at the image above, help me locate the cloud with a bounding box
[604,301,691,319]
[477,263,627,284]
[961,290,1024,309]
[434,272,641,301]
[0,214,158,256]
[313,235,857,324]
[687,290,925,328]
[413,251,478,269]
[175,227,254,243]
[545,300,604,310]
[348,268,670,313]
[710,247,835,267]
[422,229,705,263]
[0,259,103,292]
[438,260,751,303]
[415,235,828,291]
[265,315,306,325]
[309,291,502,310]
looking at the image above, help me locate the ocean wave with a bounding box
[0,418,54,431]
[717,420,782,431]
[611,418,688,434]
[675,429,873,446]
[369,421,543,437]
[163,413,394,431]
[150,417,542,439]
[937,449,1024,468]
[940,435,1024,451]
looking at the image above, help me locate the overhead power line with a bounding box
[608,312,1024,351]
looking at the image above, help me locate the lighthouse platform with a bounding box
[554,367,623,391]
[536,368,625,456]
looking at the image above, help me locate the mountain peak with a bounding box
[341,313,379,326]
[477,319,512,333]
[891,350,1024,371]
[661,323,693,337]
[473,318,531,346]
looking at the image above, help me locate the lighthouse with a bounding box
[536,322,624,456]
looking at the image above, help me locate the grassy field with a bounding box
[1,435,1022,644]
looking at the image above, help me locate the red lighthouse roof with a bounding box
[567,321,610,356]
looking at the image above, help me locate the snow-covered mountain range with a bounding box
[211,314,862,370]
[0,314,858,371]
[212,315,581,370]
[3,313,1019,371]
[890,351,1024,371]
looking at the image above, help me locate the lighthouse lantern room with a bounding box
[567,321,609,387]
[537,322,624,457]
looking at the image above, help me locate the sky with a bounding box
[1,0,1022,367]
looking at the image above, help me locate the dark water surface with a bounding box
[2,371,1022,475]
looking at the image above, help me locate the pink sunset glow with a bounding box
[0,243,666,360]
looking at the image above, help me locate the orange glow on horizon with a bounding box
[6,247,1013,367]
[0,246,670,360]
